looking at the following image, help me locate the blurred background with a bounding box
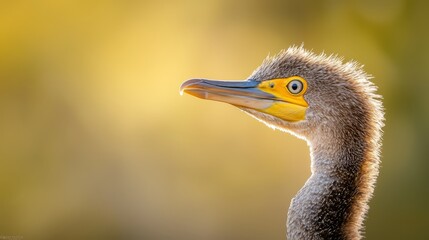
[1,0,428,239]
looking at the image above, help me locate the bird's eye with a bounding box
[287,80,303,94]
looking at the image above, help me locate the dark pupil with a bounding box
[292,83,298,90]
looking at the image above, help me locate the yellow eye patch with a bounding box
[257,76,308,107]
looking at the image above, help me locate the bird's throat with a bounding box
[287,131,378,240]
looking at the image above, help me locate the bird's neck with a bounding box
[287,127,379,240]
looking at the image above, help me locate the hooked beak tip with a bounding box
[180,79,203,95]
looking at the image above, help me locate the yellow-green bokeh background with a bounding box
[1,0,428,239]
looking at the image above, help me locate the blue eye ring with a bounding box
[287,80,303,94]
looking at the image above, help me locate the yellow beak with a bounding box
[180,78,308,122]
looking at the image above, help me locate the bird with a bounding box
[180,46,384,240]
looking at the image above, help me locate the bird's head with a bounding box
[180,47,381,142]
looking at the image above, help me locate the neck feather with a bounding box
[287,122,381,240]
